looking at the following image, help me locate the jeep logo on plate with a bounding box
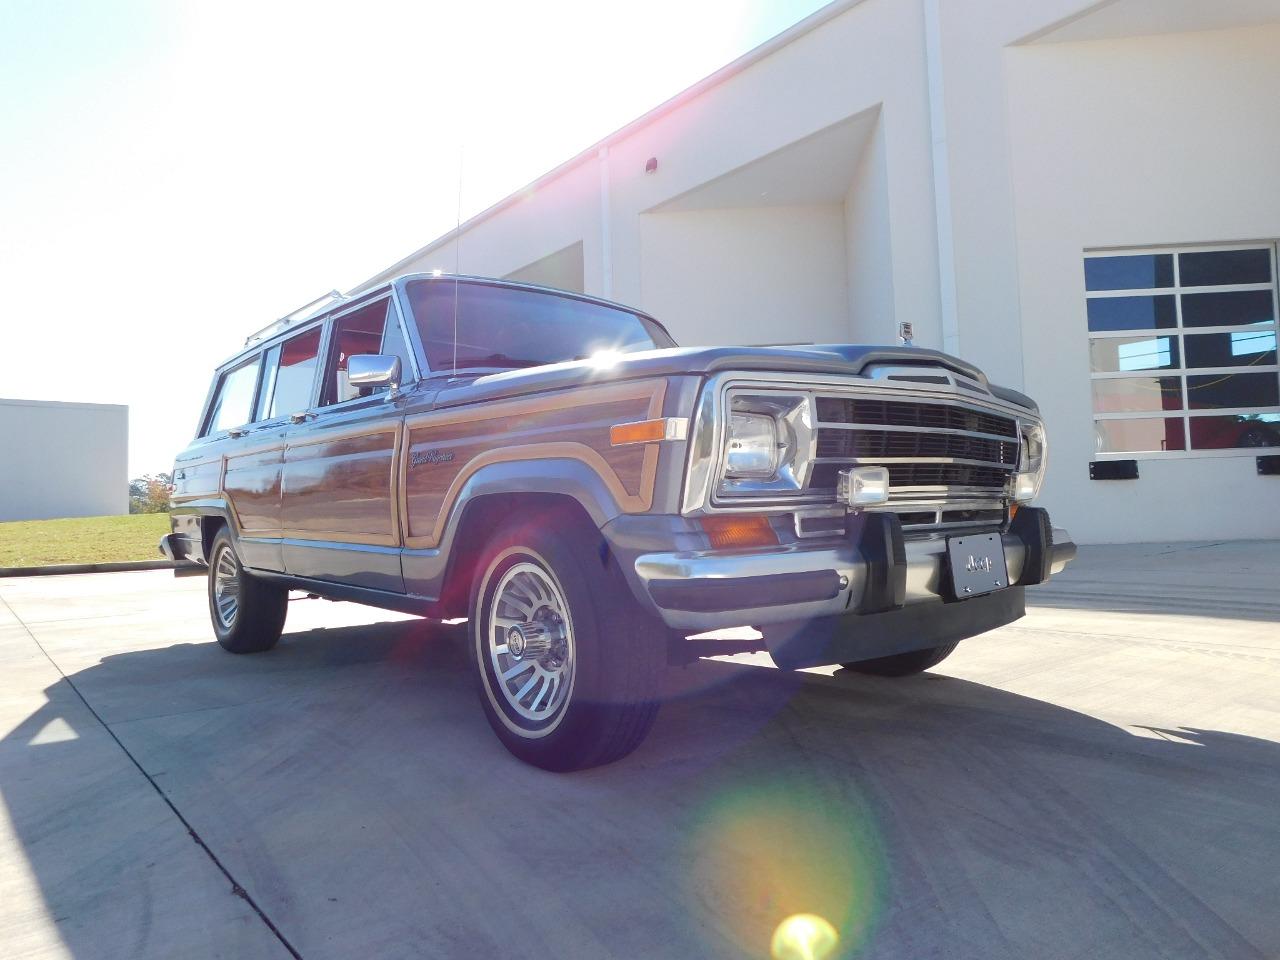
[411,449,455,467]
[965,555,993,573]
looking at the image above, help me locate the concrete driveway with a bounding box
[1,541,1277,959]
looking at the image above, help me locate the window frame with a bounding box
[1085,242,1280,460]
[201,353,266,438]
[314,294,410,412]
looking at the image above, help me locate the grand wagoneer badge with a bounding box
[411,449,455,467]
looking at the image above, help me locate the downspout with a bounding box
[923,0,960,356]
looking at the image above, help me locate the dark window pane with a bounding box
[1095,418,1185,453]
[268,326,322,418]
[1181,290,1275,329]
[1189,414,1280,449]
[1186,372,1280,410]
[324,300,390,406]
[406,279,675,372]
[1086,295,1176,332]
[1084,255,1173,291]
[1089,335,1180,373]
[1091,376,1183,414]
[1183,330,1277,368]
[1179,249,1271,287]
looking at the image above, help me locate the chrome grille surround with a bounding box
[681,367,1040,537]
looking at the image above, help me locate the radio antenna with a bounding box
[452,144,463,373]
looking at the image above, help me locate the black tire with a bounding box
[842,641,959,677]
[207,527,288,654]
[468,511,664,771]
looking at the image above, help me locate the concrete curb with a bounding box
[0,559,176,578]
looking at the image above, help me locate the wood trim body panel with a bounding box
[280,422,403,546]
[178,379,670,559]
[400,380,666,548]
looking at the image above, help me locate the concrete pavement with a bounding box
[1,541,1277,959]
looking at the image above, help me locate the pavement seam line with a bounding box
[0,592,304,960]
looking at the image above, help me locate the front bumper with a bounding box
[614,507,1075,634]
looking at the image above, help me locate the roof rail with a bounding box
[244,289,346,346]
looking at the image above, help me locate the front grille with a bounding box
[816,397,1018,438]
[808,392,1021,534]
[816,429,1019,464]
[810,462,1011,490]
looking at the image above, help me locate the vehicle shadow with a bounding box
[2,618,1278,959]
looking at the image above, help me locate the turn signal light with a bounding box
[610,417,689,446]
[701,514,779,550]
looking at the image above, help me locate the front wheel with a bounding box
[841,641,959,677]
[207,528,288,654]
[469,515,664,771]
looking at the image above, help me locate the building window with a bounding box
[1085,245,1280,454]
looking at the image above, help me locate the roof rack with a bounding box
[244,290,346,346]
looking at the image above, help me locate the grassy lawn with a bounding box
[0,513,171,567]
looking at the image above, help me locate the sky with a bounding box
[0,0,831,476]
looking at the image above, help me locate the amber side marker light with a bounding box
[702,514,779,550]
[610,417,688,446]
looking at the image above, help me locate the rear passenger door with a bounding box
[279,295,413,592]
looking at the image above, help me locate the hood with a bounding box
[428,344,1038,413]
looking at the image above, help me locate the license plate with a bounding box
[946,533,1009,599]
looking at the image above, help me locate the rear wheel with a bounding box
[207,528,288,654]
[842,641,959,677]
[469,514,663,771]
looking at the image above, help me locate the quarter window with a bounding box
[1085,245,1280,453]
[205,357,262,436]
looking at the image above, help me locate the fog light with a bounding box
[1014,471,1037,503]
[837,466,890,508]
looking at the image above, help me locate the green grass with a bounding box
[0,513,171,568]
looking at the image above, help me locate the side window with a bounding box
[254,345,281,422]
[204,356,262,436]
[321,299,408,406]
[266,326,323,418]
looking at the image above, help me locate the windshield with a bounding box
[405,279,675,372]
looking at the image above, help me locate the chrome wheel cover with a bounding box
[212,545,240,630]
[484,557,575,731]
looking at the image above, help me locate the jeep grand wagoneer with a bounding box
[162,276,1075,770]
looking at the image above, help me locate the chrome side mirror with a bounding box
[347,354,401,393]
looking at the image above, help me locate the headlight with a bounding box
[726,412,779,478]
[1014,421,1047,503]
[716,391,814,498]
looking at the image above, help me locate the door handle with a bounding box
[289,412,316,424]
[228,427,248,438]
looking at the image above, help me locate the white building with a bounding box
[0,399,128,522]
[358,0,1280,543]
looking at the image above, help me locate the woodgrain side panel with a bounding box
[402,380,665,548]
[223,446,284,536]
[170,456,223,502]
[281,424,401,545]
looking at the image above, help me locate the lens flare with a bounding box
[686,773,886,958]
[772,913,839,960]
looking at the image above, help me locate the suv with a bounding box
[163,275,1075,770]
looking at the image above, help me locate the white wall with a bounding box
[0,399,128,522]
[639,205,848,346]
[1006,24,1280,542]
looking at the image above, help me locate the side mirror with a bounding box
[347,354,401,391]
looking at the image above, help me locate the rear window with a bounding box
[204,356,261,435]
[405,280,673,372]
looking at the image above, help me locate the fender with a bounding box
[400,456,630,599]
